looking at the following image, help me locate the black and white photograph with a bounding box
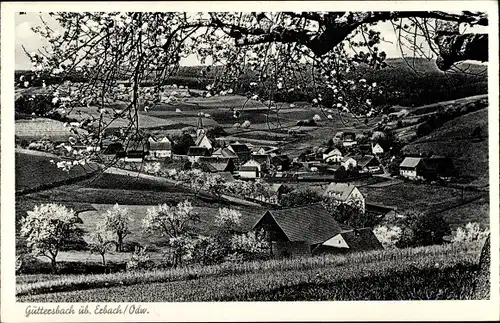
[1,1,499,321]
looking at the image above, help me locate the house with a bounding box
[399,157,426,180]
[252,203,343,257]
[358,144,372,155]
[341,156,357,169]
[325,165,347,179]
[187,146,210,163]
[212,146,238,159]
[312,228,383,255]
[238,158,267,179]
[342,132,357,147]
[365,203,399,221]
[426,155,455,178]
[271,155,291,171]
[251,154,271,170]
[323,182,365,211]
[195,133,213,151]
[356,155,381,173]
[149,140,172,159]
[119,140,149,162]
[199,157,236,173]
[228,143,251,164]
[255,146,280,155]
[372,143,384,155]
[323,148,342,163]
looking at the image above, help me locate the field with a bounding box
[358,182,488,228]
[403,108,488,180]
[15,149,100,193]
[16,118,88,142]
[17,241,484,301]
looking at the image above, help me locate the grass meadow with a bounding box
[17,241,484,302]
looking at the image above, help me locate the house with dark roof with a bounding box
[323,183,365,211]
[312,228,383,255]
[342,132,357,147]
[271,154,291,171]
[355,155,381,173]
[426,155,455,178]
[212,146,238,159]
[228,143,251,164]
[149,140,172,159]
[187,146,210,163]
[198,157,236,173]
[341,156,357,169]
[251,154,271,170]
[252,203,343,257]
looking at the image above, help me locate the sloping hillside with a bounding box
[15,149,100,193]
[403,108,488,180]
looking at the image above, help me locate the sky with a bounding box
[14,12,485,70]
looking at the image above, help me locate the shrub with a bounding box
[395,211,451,248]
[126,246,155,271]
[373,225,402,249]
[452,222,490,243]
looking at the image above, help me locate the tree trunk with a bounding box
[50,258,58,274]
[101,253,106,267]
[117,235,123,252]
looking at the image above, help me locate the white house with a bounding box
[238,159,264,179]
[341,156,357,169]
[323,148,343,163]
[323,183,365,212]
[149,140,172,159]
[195,134,213,151]
[372,143,384,155]
[399,157,425,180]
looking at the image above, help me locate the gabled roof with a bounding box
[213,147,238,158]
[251,154,270,165]
[337,228,383,251]
[356,155,378,168]
[342,156,355,162]
[203,160,232,172]
[195,134,211,146]
[399,157,423,168]
[218,171,235,182]
[149,141,172,150]
[187,146,210,156]
[324,148,342,156]
[253,203,342,245]
[239,166,259,172]
[229,143,250,153]
[323,183,358,201]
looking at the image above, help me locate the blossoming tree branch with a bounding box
[21,11,488,169]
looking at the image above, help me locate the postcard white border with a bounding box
[2,1,499,322]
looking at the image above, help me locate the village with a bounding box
[11,10,492,304]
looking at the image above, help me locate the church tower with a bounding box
[196,115,206,138]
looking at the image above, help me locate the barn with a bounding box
[252,203,342,258]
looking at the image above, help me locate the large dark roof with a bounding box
[356,155,379,168]
[150,141,172,150]
[253,203,342,245]
[187,146,210,156]
[338,228,383,251]
[229,143,250,153]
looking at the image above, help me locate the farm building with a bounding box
[312,228,383,255]
[252,203,343,258]
[372,143,384,155]
[238,158,267,179]
[195,133,213,151]
[323,183,365,211]
[399,157,426,180]
[426,155,455,178]
[323,148,342,163]
[149,140,172,159]
[228,143,251,164]
[199,157,236,173]
[356,155,381,173]
[341,156,357,169]
[365,203,400,221]
[118,140,149,162]
[270,154,291,171]
[187,146,210,163]
[342,132,357,147]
